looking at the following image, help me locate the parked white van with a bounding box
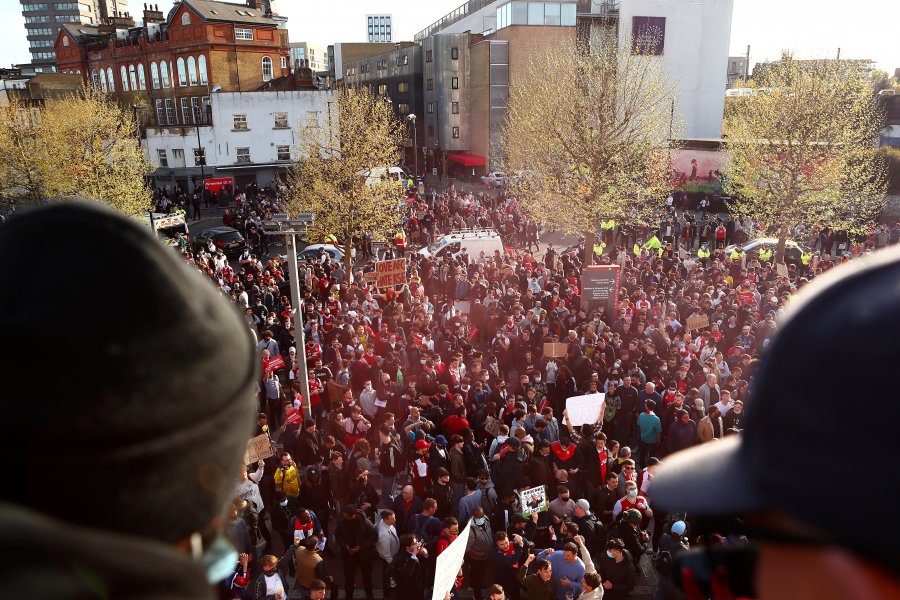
[418,228,504,260]
[362,166,414,188]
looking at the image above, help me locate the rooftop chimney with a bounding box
[247,0,264,10]
[143,3,164,25]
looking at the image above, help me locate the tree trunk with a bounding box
[775,228,788,266]
[344,238,354,285]
[583,229,595,267]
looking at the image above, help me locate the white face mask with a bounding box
[627,489,638,498]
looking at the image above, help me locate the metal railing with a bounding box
[414,0,500,40]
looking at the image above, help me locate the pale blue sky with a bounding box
[0,0,896,73]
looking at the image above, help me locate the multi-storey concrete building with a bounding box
[289,42,329,73]
[19,0,130,69]
[727,55,748,87]
[366,14,393,43]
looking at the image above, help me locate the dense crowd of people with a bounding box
[163,179,897,600]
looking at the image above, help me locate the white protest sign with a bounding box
[565,393,605,427]
[518,485,548,517]
[431,518,472,600]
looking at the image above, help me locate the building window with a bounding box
[172,149,184,161]
[106,68,115,92]
[452,127,460,138]
[632,16,666,55]
[235,27,253,40]
[427,102,434,114]
[128,65,137,90]
[377,84,387,95]
[452,102,459,114]
[306,111,319,127]
[194,148,206,166]
[262,56,273,82]
[398,103,410,114]
[99,68,108,92]
[398,81,409,93]
[274,112,288,128]
[155,99,165,125]
[181,98,192,124]
[192,97,201,124]
[165,99,175,124]
[157,149,168,167]
[201,96,210,124]
[233,114,248,130]
[397,54,408,66]
[281,56,287,70]
[427,125,434,137]
[187,56,198,86]
[198,55,208,85]
[427,79,434,90]
[137,64,146,90]
[119,66,129,91]
[277,145,291,161]
[181,11,191,26]
[176,57,187,86]
[160,61,170,88]
[451,47,459,60]
[451,77,459,89]
[91,69,100,91]
[426,50,433,63]
[236,148,251,163]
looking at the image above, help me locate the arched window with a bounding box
[261,56,273,82]
[96,69,105,92]
[187,56,198,86]
[176,57,186,86]
[198,55,208,85]
[120,66,129,91]
[91,69,99,90]
[150,62,160,89]
[160,61,169,88]
[137,64,146,90]
[62,36,70,47]
[106,67,115,92]
[181,11,190,26]
[128,64,137,90]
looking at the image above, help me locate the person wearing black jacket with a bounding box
[391,534,429,600]
[297,420,322,467]
[335,505,377,600]
[345,470,380,522]
[300,466,332,540]
[596,539,636,600]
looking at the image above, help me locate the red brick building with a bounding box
[54,0,289,127]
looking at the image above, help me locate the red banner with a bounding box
[204,177,234,195]
[266,355,285,371]
[284,410,303,426]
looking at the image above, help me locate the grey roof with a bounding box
[60,23,101,42]
[181,0,280,26]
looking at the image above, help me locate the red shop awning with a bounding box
[447,152,486,167]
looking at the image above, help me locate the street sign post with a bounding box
[261,213,315,420]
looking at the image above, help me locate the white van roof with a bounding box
[446,228,500,238]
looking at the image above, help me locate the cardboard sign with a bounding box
[327,380,348,406]
[517,485,548,517]
[432,520,472,600]
[565,393,605,427]
[687,314,710,331]
[484,415,502,437]
[582,265,622,317]
[246,433,275,464]
[364,270,377,283]
[375,258,407,289]
[266,355,285,371]
[454,300,471,314]
[776,263,789,278]
[284,410,303,426]
[543,342,569,358]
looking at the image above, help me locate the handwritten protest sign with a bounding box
[686,314,710,331]
[432,519,472,600]
[375,258,407,289]
[518,485,548,516]
[484,416,501,437]
[565,393,605,427]
[246,433,275,464]
[543,342,568,358]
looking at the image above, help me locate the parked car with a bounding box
[281,244,345,265]
[480,171,507,187]
[724,237,807,267]
[192,226,246,256]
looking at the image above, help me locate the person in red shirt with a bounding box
[442,406,470,437]
[435,517,460,556]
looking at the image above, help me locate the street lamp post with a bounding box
[407,113,417,179]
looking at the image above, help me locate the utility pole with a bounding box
[263,213,315,420]
[745,44,750,83]
[836,47,841,60]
